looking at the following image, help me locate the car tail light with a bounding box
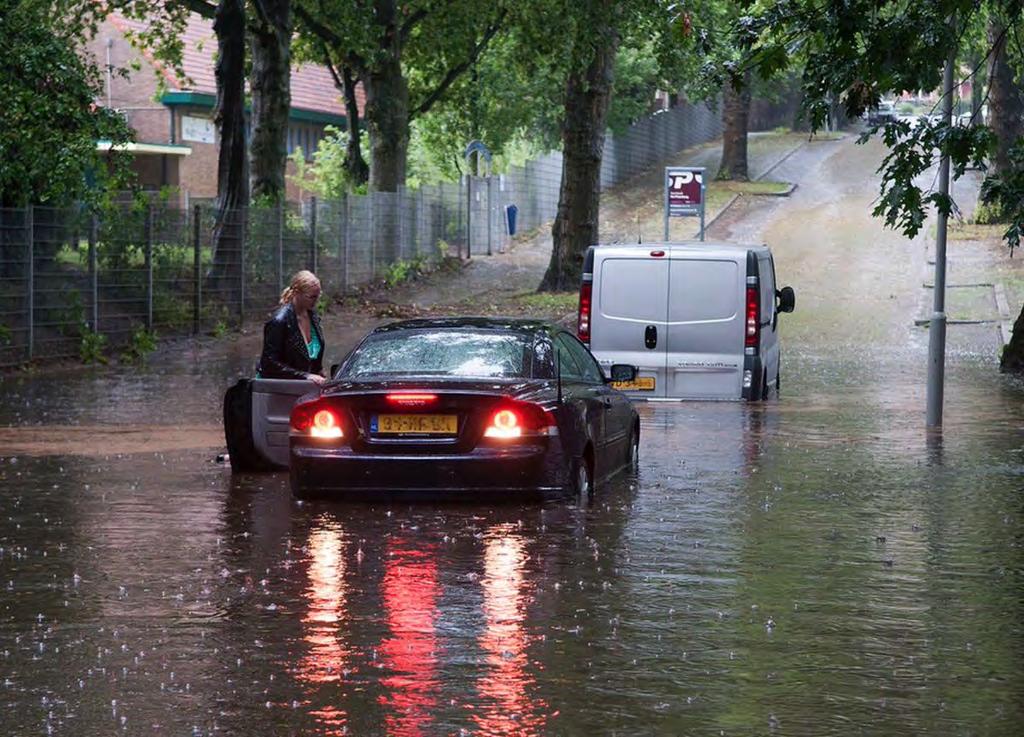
[745,286,760,348]
[386,392,437,406]
[577,281,592,344]
[291,401,344,439]
[483,401,557,440]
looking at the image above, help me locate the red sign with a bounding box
[667,169,703,210]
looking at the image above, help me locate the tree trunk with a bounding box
[209,0,249,291]
[539,26,618,292]
[717,71,751,181]
[364,0,408,192]
[249,0,292,203]
[988,18,1024,177]
[341,65,369,188]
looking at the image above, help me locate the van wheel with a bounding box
[760,369,769,401]
[223,380,273,473]
[775,369,781,398]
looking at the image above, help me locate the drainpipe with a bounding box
[105,38,113,108]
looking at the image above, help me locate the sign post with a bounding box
[664,167,706,240]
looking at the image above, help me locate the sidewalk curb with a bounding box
[696,194,741,236]
[756,141,809,181]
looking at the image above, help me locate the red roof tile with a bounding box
[108,12,362,118]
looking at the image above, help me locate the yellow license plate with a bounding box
[612,377,656,391]
[373,414,458,434]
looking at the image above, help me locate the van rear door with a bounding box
[590,251,669,398]
[664,250,745,399]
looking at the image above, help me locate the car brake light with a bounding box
[291,401,344,439]
[483,402,557,440]
[310,409,342,438]
[484,409,522,438]
[745,286,760,348]
[386,392,437,406]
[577,281,592,344]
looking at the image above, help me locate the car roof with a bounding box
[370,316,559,335]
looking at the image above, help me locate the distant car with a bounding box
[286,318,640,498]
[867,102,897,126]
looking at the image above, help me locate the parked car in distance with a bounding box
[284,318,640,499]
[578,242,795,401]
[866,100,897,125]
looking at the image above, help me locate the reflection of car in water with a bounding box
[226,317,641,499]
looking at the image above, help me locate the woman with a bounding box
[257,270,326,384]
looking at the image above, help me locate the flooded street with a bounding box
[2,136,1023,735]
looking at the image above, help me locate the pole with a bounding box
[277,201,284,294]
[309,196,318,273]
[89,214,98,331]
[26,206,34,361]
[144,204,153,331]
[239,206,247,326]
[926,47,955,428]
[342,193,351,293]
[192,204,201,335]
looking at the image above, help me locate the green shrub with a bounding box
[79,330,108,364]
[120,326,157,363]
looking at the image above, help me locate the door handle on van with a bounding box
[645,325,657,349]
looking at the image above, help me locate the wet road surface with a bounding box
[2,136,1023,736]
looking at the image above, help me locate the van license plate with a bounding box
[612,377,655,391]
[372,414,457,434]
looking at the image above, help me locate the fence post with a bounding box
[342,193,350,293]
[277,201,284,294]
[486,176,493,256]
[192,204,201,335]
[26,205,34,362]
[88,214,98,332]
[369,193,377,279]
[417,186,424,258]
[397,186,405,261]
[145,204,154,332]
[309,196,318,273]
[239,206,247,326]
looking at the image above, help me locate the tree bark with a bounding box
[717,71,751,181]
[209,0,249,290]
[364,0,409,193]
[539,25,618,292]
[988,19,1024,177]
[341,66,369,188]
[249,0,292,203]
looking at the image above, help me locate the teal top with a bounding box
[307,330,322,360]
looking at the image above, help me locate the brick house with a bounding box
[87,12,363,204]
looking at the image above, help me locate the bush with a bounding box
[79,330,107,364]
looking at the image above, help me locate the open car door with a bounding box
[249,378,318,468]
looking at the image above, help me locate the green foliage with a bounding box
[0,323,11,346]
[289,126,370,197]
[211,321,228,338]
[0,0,134,207]
[120,326,158,363]
[382,255,431,287]
[79,330,108,364]
[980,140,1024,253]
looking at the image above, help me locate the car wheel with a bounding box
[223,379,273,472]
[627,426,640,470]
[573,457,593,498]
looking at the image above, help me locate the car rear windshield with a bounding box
[341,329,533,378]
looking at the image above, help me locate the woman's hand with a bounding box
[307,373,326,386]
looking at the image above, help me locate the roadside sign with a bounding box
[664,166,706,240]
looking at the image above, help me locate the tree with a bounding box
[741,0,1024,371]
[718,70,752,180]
[295,0,507,192]
[0,0,132,208]
[248,0,292,203]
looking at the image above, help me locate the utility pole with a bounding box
[926,46,956,427]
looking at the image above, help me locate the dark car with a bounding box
[287,318,640,499]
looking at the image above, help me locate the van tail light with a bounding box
[745,286,760,348]
[577,281,593,344]
[483,401,558,440]
[291,400,345,439]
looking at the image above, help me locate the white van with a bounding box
[577,242,795,401]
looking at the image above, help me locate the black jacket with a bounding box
[257,303,325,380]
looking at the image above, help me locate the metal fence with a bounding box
[1,95,796,367]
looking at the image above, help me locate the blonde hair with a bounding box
[279,270,321,306]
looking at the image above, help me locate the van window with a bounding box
[667,259,738,321]
[599,258,668,321]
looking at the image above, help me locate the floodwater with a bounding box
[2,136,1023,736]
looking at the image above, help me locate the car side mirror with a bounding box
[608,364,638,383]
[777,286,796,313]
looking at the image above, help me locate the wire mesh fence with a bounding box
[0,95,798,367]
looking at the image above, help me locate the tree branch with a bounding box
[410,8,507,120]
[179,0,217,20]
[399,7,428,45]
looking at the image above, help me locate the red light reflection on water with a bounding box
[378,540,440,737]
[295,525,352,734]
[473,527,547,736]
